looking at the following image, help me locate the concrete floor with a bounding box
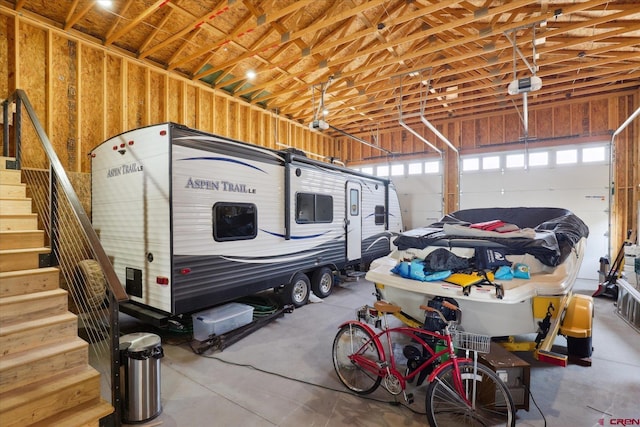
[121,278,640,427]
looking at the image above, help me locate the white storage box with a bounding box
[192,302,254,341]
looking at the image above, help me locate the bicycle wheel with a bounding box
[332,323,382,394]
[425,361,516,427]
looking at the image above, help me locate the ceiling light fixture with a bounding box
[246,70,256,80]
[97,0,113,8]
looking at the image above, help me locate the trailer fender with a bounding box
[560,294,593,338]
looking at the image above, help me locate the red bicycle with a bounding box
[332,300,516,426]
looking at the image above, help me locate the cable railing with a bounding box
[1,89,128,426]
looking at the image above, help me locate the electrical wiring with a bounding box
[193,350,427,416]
[525,383,547,427]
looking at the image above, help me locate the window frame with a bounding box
[212,202,258,242]
[295,192,334,224]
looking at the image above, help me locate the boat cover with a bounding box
[394,207,589,267]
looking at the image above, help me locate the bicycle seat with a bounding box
[374,300,402,314]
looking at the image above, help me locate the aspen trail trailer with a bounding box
[91,123,402,320]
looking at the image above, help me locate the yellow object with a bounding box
[535,293,571,365]
[560,294,593,338]
[532,296,562,319]
[499,340,537,352]
[444,272,485,286]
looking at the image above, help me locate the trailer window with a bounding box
[296,193,333,223]
[213,203,257,241]
[350,189,359,216]
[374,205,385,225]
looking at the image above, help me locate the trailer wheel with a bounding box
[283,272,310,308]
[311,267,333,298]
[567,336,593,358]
[75,259,107,311]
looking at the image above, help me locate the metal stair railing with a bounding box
[1,89,128,426]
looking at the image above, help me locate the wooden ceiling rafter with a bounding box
[334,54,640,129]
[193,0,388,83]
[195,1,457,95]
[264,0,623,121]
[319,49,640,130]
[64,0,96,31]
[138,1,233,60]
[215,1,341,98]
[333,62,640,130]
[63,0,81,31]
[401,78,640,130]
[191,10,297,84]
[104,1,134,43]
[6,0,637,137]
[105,0,170,46]
[137,6,174,54]
[246,0,538,102]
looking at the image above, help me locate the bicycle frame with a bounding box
[339,319,473,401]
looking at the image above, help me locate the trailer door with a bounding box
[346,182,362,261]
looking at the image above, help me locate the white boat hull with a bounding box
[367,239,586,337]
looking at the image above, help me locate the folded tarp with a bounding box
[393,207,589,267]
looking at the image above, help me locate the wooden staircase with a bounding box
[0,158,114,426]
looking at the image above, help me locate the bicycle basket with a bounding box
[451,330,491,354]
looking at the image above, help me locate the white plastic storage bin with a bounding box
[192,302,254,341]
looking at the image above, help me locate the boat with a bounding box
[366,207,594,365]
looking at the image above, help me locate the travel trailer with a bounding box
[90,123,402,321]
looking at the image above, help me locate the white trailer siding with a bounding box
[91,124,173,312]
[171,143,285,257]
[288,160,347,261]
[91,123,402,316]
[360,179,393,257]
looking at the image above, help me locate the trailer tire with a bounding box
[567,336,593,358]
[75,259,107,311]
[311,267,333,298]
[283,272,310,308]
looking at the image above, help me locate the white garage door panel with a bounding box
[460,145,609,280]
[460,173,505,191]
[393,174,443,229]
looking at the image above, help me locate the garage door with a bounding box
[459,144,610,280]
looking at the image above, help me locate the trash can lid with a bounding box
[119,332,161,353]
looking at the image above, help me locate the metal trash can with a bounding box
[119,332,164,423]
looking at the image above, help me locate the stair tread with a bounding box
[29,398,114,427]
[0,246,50,254]
[0,266,59,278]
[0,311,76,337]
[0,288,67,305]
[0,364,99,411]
[0,337,87,370]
